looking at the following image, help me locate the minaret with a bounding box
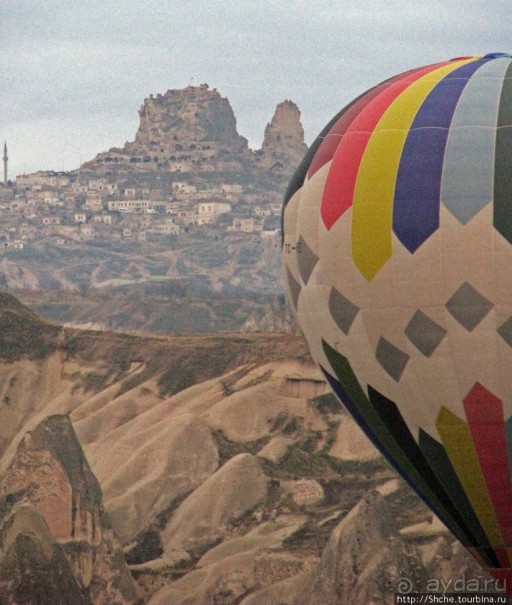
[3,142,7,186]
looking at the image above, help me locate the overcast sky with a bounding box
[1,0,510,178]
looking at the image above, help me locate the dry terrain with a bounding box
[0,294,491,604]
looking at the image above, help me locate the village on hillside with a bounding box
[0,85,306,252]
[0,167,283,250]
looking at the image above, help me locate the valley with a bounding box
[0,294,490,604]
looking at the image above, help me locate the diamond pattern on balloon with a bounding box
[286,267,301,311]
[329,287,360,335]
[445,282,493,331]
[375,337,410,382]
[498,316,512,347]
[405,310,447,357]
[297,235,319,285]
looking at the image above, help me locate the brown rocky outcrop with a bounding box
[256,100,308,172]
[294,491,422,604]
[0,504,88,605]
[239,491,493,605]
[89,84,252,171]
[83,84,307,179]
[134,85,250,153]
[0,415,140,604]
[2,415,102,544]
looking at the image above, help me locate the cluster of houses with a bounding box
[0,170,282,250]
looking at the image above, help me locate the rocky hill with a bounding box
[1,84,310,333]
[83,84,307,180]
[1,414,140,604]
[256,100,308,172]
[0,295,492,603]
[132,85,250,156]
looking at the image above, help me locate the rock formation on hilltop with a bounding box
[133,84,250,154]
[89,84,252,172]
[83,84,307,177]
[256,100,308,172]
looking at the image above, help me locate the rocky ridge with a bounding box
[0,295,493,603]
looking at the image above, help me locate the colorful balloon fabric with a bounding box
[282,53,512,581]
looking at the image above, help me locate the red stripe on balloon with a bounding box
[320,61,453,230]
[306,66,435,179]
[307,85,388,178]
[306,65,442,179]
[495,547,511,568]
[464,383,512,547]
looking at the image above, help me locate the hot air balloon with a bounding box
[282,52,512,591]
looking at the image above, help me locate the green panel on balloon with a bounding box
[322,340,479,549]
[494,60,512,243]
[419,429,494,555]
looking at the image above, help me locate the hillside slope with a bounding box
[0,295,491,603]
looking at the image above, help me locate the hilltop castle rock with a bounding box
[135,85,250,152]
[86,84,306,176]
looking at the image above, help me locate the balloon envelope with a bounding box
[282,53,512,583]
